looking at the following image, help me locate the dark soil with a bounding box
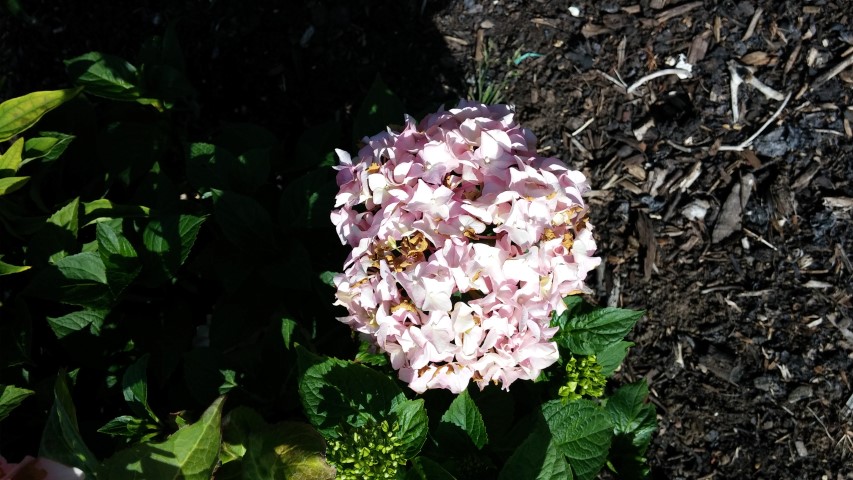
[3,0,852,478]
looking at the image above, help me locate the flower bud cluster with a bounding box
[325,419,406,480]
[558,355,606,402]
[332,101,601,393]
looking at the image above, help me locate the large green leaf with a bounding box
[552,306,643,356]
[391,399,429,459]
[187,143,268,193]
[542,400,613,480]
[141,214,205,282]
[278,168,336,229]
[440,390,488,449]
[0,88,82,142]
[81,199,150,226]
[122,354,160,423]
[595,341,634,377]
[297,348,405,436]
[0,176,29,196]
[241,420,336,480]
[65,52,140,100]
[604,381,656,480]
[21,132,74,165]
[27,252,113,308]
[212,190,278,254]
[292,119,340,172]
[100,396,225,479]
[0,137,24,175]
[352,75,405,142]
[0,384,34,422]
[0,256,29,276]
[407,457,458,480]
[47,309,107,338]
[499,422,571,480]
[39,372,100,477]
[97,222,141,296]
[96,121,166,185]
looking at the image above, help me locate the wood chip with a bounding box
[531,18,559,28]
[742,7,764,42]
[655,1,702,24]
[803,280,833,289]
[741,51,774,66]
[712,173,754,243]
[582,23,613,38]
[637,213,657,280]
[791,162,821,190]
[687,30,711,64]
[823,197,853,209]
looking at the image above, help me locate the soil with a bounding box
[3,0,852,478]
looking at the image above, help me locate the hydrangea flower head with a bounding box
[331,101,601,393]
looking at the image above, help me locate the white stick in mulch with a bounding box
[719,91,792,152]
[812,53,853,88]
[626,68,692,94]
[728,62,744,124]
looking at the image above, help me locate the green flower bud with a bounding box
[559,355,606,403]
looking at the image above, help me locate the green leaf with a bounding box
[98,415,159,440]
[21,132,75,165]
[182,348,237,406]
[213,190,278,254]
[0,256,30,276]
[65,52,140,100]
[407,457,458,480]
[81,199,150,226]
[440,390,488,449]
[123,354,160,423]
[352,75,406,142]
[100,396,225,479]
[96,122,166,185]
[241,421,336,480]
[141,214,205,282]
[297,349,405,436]
[0,384,34,422]
[0,88,83,142]
[552,306,643,356]
[186,143,268,193]
[278,168,336,229]
[293,119,341,171]
[43,196,80,262]
[354,340,389,367]
[499,422,571,480]
[0,176,29,196]
[97,222,141,295]
[39,371,100,477]
[0,137,24,175]
[27,252,113,308]
[595,341,634,377]
[542,400,613,480]
[47,309,107,338]
[391,399,429,459]
[604,382,656,480]
[278,318,297,351]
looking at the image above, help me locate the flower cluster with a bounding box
[331,101,601,393]
[325,419,407,480]
[0,456,85,480]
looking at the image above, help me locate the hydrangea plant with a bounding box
[331,101,601,393]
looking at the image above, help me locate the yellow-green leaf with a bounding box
[81,199,151,226]
[0,256,30,276]
[0,176,29,196]
[0,137,24,175]
[0,88,83,142]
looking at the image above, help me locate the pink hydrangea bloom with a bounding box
[0,455,85,480]
[331,101,601,393]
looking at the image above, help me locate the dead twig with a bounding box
[812,53,853,88]
[719,91,792,151]
[742,7,764,41]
